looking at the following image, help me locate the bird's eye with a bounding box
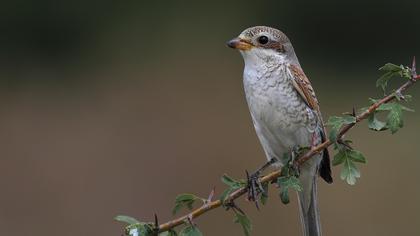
[258,36,269,45]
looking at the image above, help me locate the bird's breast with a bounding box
[243,64,315,133]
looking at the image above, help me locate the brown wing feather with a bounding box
[289,64,333,183]
[289,64,320,113]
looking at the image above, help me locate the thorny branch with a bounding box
[152,58,420,234]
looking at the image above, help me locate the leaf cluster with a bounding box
[219,174,246,203]
[332,142,366,185]
[277,163,303,204]
[368,99,414,134]
[376,63,411,93]
[172,194,202,215]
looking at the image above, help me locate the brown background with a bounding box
[0,1,419,235]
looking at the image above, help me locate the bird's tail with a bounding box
[297,167,322,236]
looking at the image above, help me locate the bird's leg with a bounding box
[246,158,277,208]
[289,147,301,175]
[290,147,299,163]
[310,132,317,150]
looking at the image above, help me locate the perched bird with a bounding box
[227,26,332,236]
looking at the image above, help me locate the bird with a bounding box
[227,26,332,236]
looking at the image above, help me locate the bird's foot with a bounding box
[246,170,263,209]
[246,158,277,209]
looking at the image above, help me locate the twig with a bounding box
[156,59,419,233]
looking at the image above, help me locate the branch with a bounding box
[129,59,420,234]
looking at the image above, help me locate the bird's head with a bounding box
[227,26,298,66]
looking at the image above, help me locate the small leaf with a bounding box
[340,158,361,185]
[277,175,302,204]
[377,102,413,112]
[221,174,246,188]
[160,229,178,236]
[333,145,366,185]
[379,63,402,72]
[219,188,234,203]
[387,107,403,134]
[260,182,269,205]
[221,174,239,187]
[220,174,246,203]
[114,215,141,225]
[348,149,366,163]
[367,113,387,131]
[234,211,252,236]
[377,102,405,134]
[332,150,346,166]
[279,188,290,204]
[179,225,203,236]
[377,63,411,93]
[172,194,200,215]
[125,223,154,236]
[333,146,367,165]
[326,115,356,141]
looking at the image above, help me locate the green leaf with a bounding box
[333,146,367,166]
[221,174,246,188]
[377,102,414,112]
[125,223,154,236]
[379,63,403,72]
[326,115,356,141]
[179,225,203,236]
[332,150,346,166]
[114,215,140,225]
[260,182,269,205]
[160,229,178,236]
[234,211,252,236]
[348,149,367,163]
[333,145,366,185]
[277,175,303,204]
[387,106,403,134]
[376,102,412,134]
[340,158,361,185]
[219,188,234,203]
[377,63,411,93]
[220,174,246,203]
[367,113,387,131]
[172,194,200,215]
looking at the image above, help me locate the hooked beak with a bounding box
[226,38,253,51]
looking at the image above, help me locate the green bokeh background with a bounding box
[0,1,419,235]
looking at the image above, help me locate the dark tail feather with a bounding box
[319,131,333,183]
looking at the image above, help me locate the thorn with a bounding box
[207,187,215,203]
[153,213,159,235]
[352,107,356,117]
[230,201,246,215]
[337,139,352,149]
[395,91,406,101]
[412,56,417,79]
[154,213,159,228]
[187,214,194,226]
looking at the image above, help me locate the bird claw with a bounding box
[246,170,265,210]
[245,158,277,209]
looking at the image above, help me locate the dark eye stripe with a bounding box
[259,40,285,53]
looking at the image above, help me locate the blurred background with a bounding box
[0,0,419,235]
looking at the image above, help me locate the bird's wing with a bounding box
[289,64,320,113]
[289,64,333,183]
